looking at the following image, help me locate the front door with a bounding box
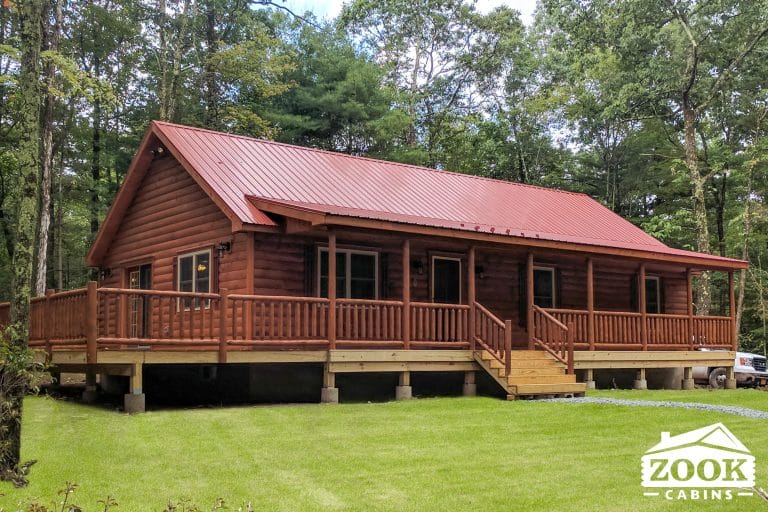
[432,257,461,304]
[128,264,152,338]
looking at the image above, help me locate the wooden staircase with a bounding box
[474,349,587,399]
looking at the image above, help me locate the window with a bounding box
[533,267,556,308]
[645,276,660,314]
[177,249,211,308]
[318,248,378,299]
[431,256,461,304]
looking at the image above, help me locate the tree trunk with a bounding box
[204,0,219,128]
[683,105,712,314]
[55,153,64,291]
[1,0,43,477]
[736,163,755,335]
[157,0,169,121]
[34,0,64,297]
[90,61,101,237]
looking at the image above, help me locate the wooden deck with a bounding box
[1,282,739,408]
[2,282,736,361]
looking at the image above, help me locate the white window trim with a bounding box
[431,256,462,303]
[317,247,379,299]
[533,266,556,308]
[645,276,661,314]
[177,249,212,311]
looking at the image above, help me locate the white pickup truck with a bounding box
[693,349,768,388]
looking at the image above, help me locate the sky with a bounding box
[280,0,538,25]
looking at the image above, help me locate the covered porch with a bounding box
[1,232,739,367]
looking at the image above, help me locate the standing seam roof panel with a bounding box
[154,122,740,261]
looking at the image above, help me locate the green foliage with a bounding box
[264,21,408,155]
[0,333,44,486]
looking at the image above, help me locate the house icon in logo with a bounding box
[641,423,755,488]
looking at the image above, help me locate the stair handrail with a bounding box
[473,301,512,376]
[532,305,574,374]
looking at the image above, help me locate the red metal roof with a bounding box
[150,121,743,267]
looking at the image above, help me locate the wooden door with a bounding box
[432,257,461,304]
[128,264,152,338]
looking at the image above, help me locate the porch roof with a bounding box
[249,196,745,270]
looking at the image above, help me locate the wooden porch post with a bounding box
[219,292,228,363]
[639,264,647,351]
[328,232,337,350]
[245,232,256,340]
[402,239,411,349]
[526,252,534,350]
[686,269,694,349]
[729,271,737,351]
[468,246,476,351]
[86,280,98,364]
[586,257,594,351]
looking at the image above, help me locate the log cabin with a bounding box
[0,121,747,412]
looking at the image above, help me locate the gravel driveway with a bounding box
[543,396,768,420]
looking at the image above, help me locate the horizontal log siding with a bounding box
[99,155,243,341]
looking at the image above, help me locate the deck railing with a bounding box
[229,295,330,347]
[544,308,734,349]
[337,298,403,344]
[0,282,737,361]
[98,287,221,347]
[410,302,469,347]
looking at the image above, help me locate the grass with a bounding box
[0,393,766,511]
[590,388,768,412]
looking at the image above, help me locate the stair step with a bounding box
[510,382,587,395]
[507,367,566,377]
[481,350,554,360]
[488,359,564,370]
[497,367,568,378]
[507,375,577,385]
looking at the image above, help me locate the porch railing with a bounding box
[532,305,574,373]
[0,282,737,362]
[228,294,330,347]
[410,302,469,347]
[337,298,404,345]
[544,308,733,349]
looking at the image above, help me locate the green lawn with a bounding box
[1,393,767,511]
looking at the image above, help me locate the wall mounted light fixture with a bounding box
[215,241,232,258]
[412,259,424,275]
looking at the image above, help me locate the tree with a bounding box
[1,0,43,481]
[341,0,524,168]
[264,21,408,155]
[34,0,64,296]
[541,0,768,314]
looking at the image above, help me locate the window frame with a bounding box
[430,255,462,304]
[533,265,556,309]
[176,248,213,310]
[316,247,379,300]
[645,275,661,314]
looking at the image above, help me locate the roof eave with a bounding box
[248,197,747,269]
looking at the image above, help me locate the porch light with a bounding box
[412,259,424,275]
[215,241,232,258]
[475,265,485,280]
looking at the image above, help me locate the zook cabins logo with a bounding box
[641,423,756,501]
